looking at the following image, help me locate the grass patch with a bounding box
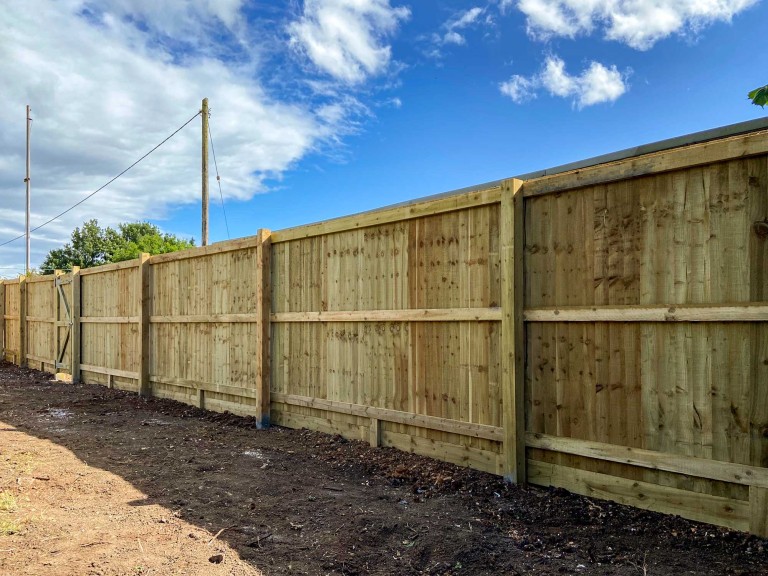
[0,491,21,536]
[0,519,20,536]
[0,491,17,513]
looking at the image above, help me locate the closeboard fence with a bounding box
[2,122,768,537]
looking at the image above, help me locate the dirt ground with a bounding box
[0,362,766,575]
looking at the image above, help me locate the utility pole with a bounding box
[201,98,209,246]
[25,105,31,275]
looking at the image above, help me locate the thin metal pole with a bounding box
[25,105,31,275]
[201,98,209,246]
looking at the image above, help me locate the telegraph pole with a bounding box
[201,98,209,246]
[25,105,31,274]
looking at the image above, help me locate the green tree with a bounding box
[749,85,768,107]
[41,220,194,272]
[110,222,196,262]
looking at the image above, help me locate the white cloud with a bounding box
[443,30,467,45]
[499,75,538,103]
[570,60,628,106]
[0,1,362,271]
[513,0,758,49]
[499,55,628,108]
[452,6,487,28]
[539,55,579,96]
[288,0,410,84]
[432,6,488,49]
[87,0,248,46]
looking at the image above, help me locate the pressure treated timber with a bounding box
[24,275,56,373]
[149,374,259,400]
[382,429,501,475]
[80,364,139,380]
[524,304,768,322]
[0,283,4,359]
[3,280,20,365]
[18,277,26,368]
[137,253,151,396]
[523,129,768,197]
[78,258,141,275]
[71,266,81,382]
[148,234,262,264]
[271,185,502,243]
[255,229,271,427]
[272,393,504,441]
[26,354,53,365]
[501,179,525,483]
[25,274,56,283]
[369,418,382,447]
[271,308,502,323]
[53,270,73,374]
[271,409,367,442]
[527,433,768,489]
[80,316,139,324]
[149,314,259,323]
[750,487,768,538]
[528,460,751,532]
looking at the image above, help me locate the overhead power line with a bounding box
[0,110,202,250]
[208,120,230,239]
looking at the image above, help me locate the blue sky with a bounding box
[0,0,766,273]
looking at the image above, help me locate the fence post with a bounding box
[0,281,5,362]
[137,253,152,397]
[255,229,272,428]
[751,486,768,538]
[501,178,526,484]
[71,266,81,383]
[53,270,62,372]
[19,275,27,367]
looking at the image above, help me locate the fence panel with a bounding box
[270,196,506,473]
[147,235,269,421]
[2,280,20,364]
[522,146,768,534]
[25,275,55,372]
[79,260,142,390]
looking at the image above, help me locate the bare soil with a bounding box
[0,361,766,576]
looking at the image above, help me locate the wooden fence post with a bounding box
[501,178,526,484]
[255,229,271,428]
[71,266,81,383]
[751,486,768,538]
[0,281,5,362]
[53,270,62,372]
[137,253,151,397]
[19,275,26,367]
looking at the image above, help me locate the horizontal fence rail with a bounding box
[1,124,767,537]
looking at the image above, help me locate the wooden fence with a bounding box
[1,123,767,537]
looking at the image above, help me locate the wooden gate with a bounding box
[54,273,73,374]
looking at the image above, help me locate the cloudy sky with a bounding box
[0,0,765,274]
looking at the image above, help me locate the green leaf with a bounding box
[42,219,195,270]
[748,85,768,107]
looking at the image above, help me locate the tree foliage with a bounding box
[749,85,768,107]
[41,220,194,272]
